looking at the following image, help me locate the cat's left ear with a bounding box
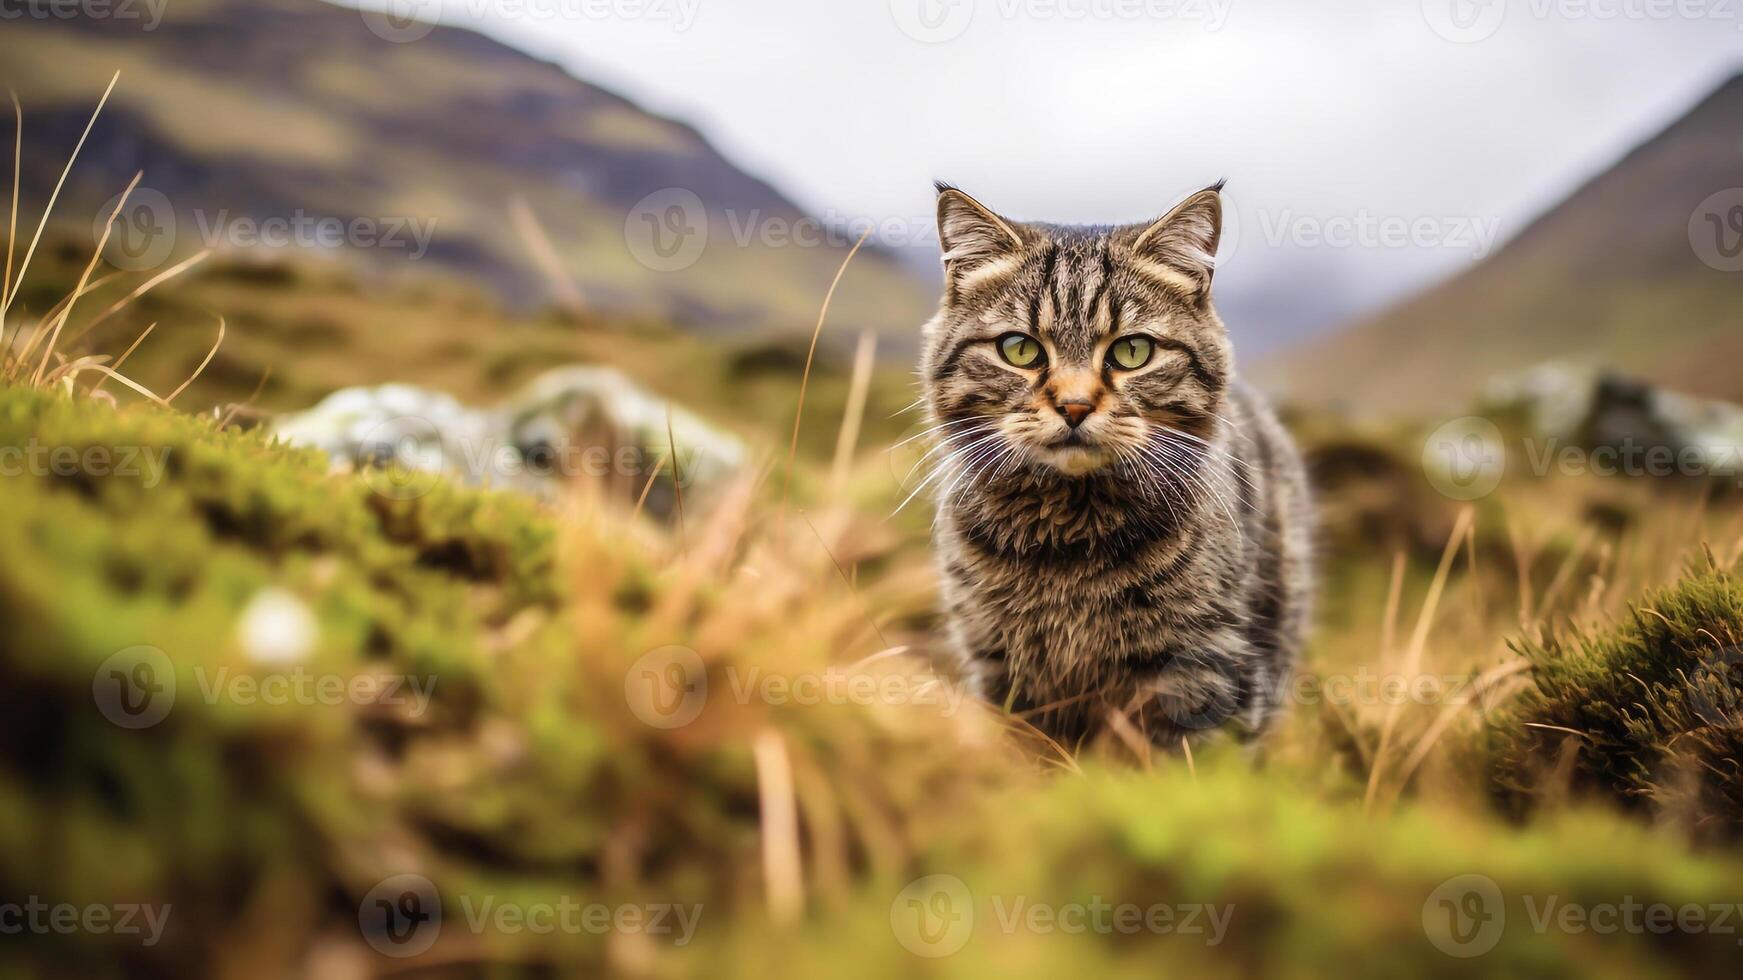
[935,183,1026,295]
[1125,182,1224,303]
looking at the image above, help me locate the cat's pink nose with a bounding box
[1056,401,1094,429]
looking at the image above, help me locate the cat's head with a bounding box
[920,183,1231,478]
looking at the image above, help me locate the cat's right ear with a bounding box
[935,183,1026,295]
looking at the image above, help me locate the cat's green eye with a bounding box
[1108,336,1154,370]
[997,333,1045,369]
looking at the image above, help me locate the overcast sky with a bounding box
[350,0,1741,350]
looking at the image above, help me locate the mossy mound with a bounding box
[0,383,999,976]
[1488,560,1743,840]
[716,763,1743,979]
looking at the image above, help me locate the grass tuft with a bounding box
[1488,557,1743,841]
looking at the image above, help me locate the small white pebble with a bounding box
[238,587,318,665]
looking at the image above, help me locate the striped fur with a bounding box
[920,184,1314,748]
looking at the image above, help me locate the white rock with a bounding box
[238,587,318,665]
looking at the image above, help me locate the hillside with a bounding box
[0,0,937,342]
[1258,72,1743,413]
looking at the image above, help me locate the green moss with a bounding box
[715,763,1743,978]
[1487,559,1743,839]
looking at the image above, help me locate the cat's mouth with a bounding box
[1037,437,1116,475]
[1049,430,1092,448]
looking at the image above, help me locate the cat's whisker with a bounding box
[891,431,1004,517]
[1154,426,1260,491]
[898,422,1000,486]
[991,439,1029,482]
[954,442,1024,524]
[966,440,1019,497]
[937,434,1011,511]
[892,411,990,446]
[1155,425,1253,472]
[889,414,993,451]
[1142,439,1224,513]
[1204,410,1261,454]
[936,445,1009,531]
[1145,437,1245,541]
[1112,443,1158,503]
[888,395,928,418]
[1129,439,1211,522]
[1124,442,1190,525]
[902,421,996,469]
[1152,439,1260,504]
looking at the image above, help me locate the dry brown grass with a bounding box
[2,78,221,405]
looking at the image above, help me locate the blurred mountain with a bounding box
[0,0,938,343]
[1256,72,1743,414]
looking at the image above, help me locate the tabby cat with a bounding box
[919,182,1313,747]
